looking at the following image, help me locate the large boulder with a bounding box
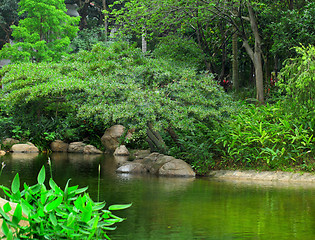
[68,142,103,154]
[10,142,39,153]
[116,152,195,177]
[2,138,19,146]
[158,158,196,177]
[116,162,147,174]
[50,140,69,152]
[68,142,86,153]
[101,125,132,152]
[84,145,103,154]
[114,145,129,156]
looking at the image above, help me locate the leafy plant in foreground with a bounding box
[0,166,131,239]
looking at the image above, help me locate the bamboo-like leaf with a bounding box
[49,212,57,226]
[11,173,20,194]
[12,203,22,225]
[108,203,132,211]
[1,220,10,237]
[81,201,92,223]
[45,196,63,212]
[37,166,46,185]
[3,202,11,213]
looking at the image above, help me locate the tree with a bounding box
[112,0,266,102]
[0,0,19,49]
[0,0,80,62]
[0,41,234,155]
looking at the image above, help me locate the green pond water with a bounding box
[1,153,315,240]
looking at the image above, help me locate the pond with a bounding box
[1,153,315,240]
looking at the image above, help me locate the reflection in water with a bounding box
[1,153,315,239]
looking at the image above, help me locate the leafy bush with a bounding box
[0,166,131,239]
[153,35,206,70]
[0,41,233,153]
[215,102,314,170]
[71,27,106,52]
[0,0,79,62]
[278,44,315,108]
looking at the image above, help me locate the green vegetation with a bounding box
[0,0,314,175]
[0,166,131,239]
[0,0,79,62]
[0,41,234,154]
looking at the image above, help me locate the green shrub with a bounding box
[278,44,315,108]
[215,102,314,170]
[153,35,206,70]
[0,41,233,154]
[71,27,106,52]
[0,166,131,239]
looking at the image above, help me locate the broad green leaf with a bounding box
[67,212,75,227]
[49,212,57,226]
[45,196,63,212]
[92,202,106,211]
[21,199,34,216]
[88,215,99,240]
[3,202,11,213]
[74,186,89,195]
[108,203,132,211]
[1,220,10,236]
[74,196,83,211]
[81,201,92,223]
[49,178,62,194]
[12,203,22,225]
[11,173,20,194]
[0,208,10,221]
[37,166,46,185]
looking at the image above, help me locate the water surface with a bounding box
[1,153,315,240]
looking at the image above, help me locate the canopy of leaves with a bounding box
[0,0,19,48]
[270,2,315,58]
[0,41,234,137]
[278,44,315,108]
[0,0,80,62]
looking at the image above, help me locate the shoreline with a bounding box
[208,170,315,182]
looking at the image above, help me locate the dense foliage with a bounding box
[215,45,315,171]
[0,166,130,239]
[0,0,80,62]
[0,41,234,157]
[0,0,314,175]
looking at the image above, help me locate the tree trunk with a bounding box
[142,26,147,53]
[102,0,108,40]
[232,30,239,91]
[146,123,167,154]
[242,2,264,103]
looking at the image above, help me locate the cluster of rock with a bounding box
[0,125,128,155]
[50,140,102,154]
[0,124,196,177]
[117,151,195,177]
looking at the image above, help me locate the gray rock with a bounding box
[159,159,196,177]
[114,145,129,156]
[84,145,103,154]
[116,162,148,174]
[50,140,69,152]
[101,125,125,152]
[10,142,39,153]
[68,142,85,153]
[117,152,195,177]
[2,138,19,146]
[101,125,132,152]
